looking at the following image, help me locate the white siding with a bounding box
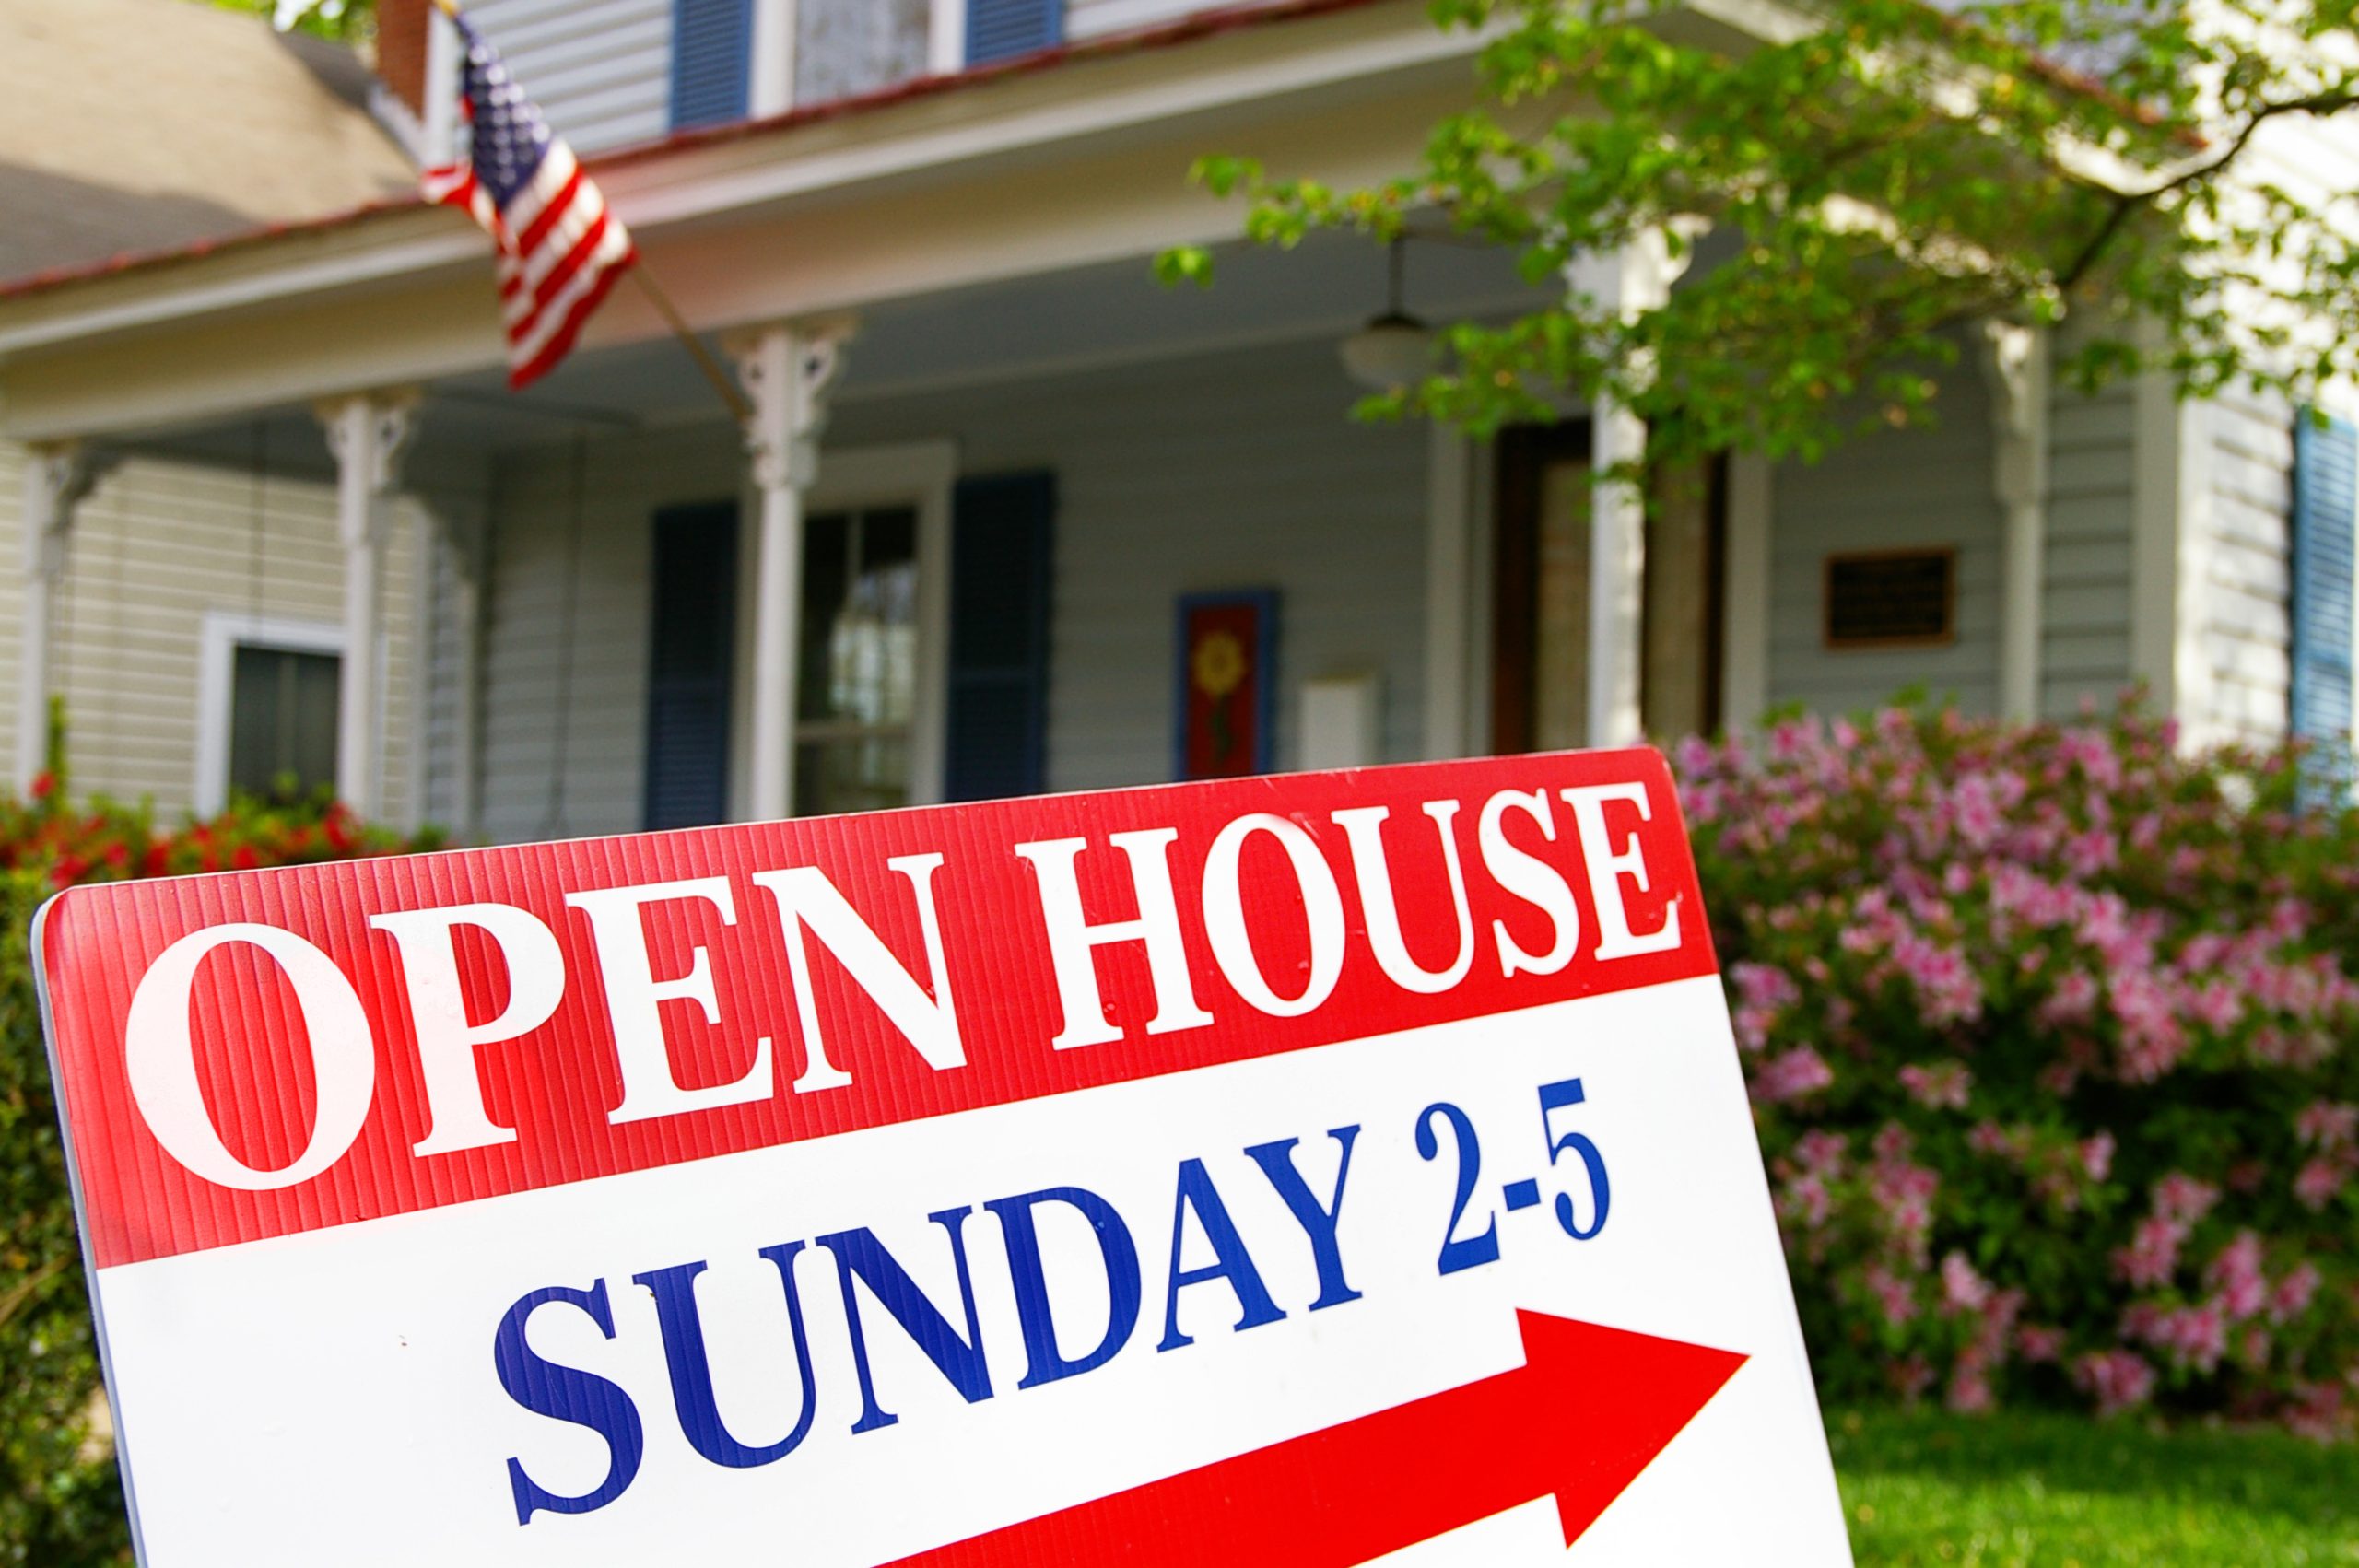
[474,426,739,843]
[2188,390,2295,746]
[459,338,1426,841]
[0,439,422,822]
[835,337,1429,792]
[465,0,673,155]
[2043,369,2138,718]
[1066,0,1273,41]
[1765,355,2005,716]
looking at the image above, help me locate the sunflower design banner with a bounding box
[1177,591,1275,779]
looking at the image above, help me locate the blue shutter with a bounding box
[965,0,1062,65]
[2291,411,2357,779]
[945,473,1054,802]
[644,504,738,829]
[671,0,752,130]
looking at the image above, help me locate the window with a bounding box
[795,506,921,815]
[229,645,340,802]
[197,615,346,815]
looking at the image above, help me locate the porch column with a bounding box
[17,443,109,791]
[318,392,418,820]
[1981,320,2050,722]
[734,319,852,822]
[1588,226,1697,747]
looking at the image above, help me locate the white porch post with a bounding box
[1982,320,2051,722]
[1587,227,1696,747]
[734,319,851,822]
[18,443,107,790]
[318,392,417,819]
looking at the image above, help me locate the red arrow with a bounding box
[885,1312,1746,1567]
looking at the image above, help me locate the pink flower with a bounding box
[2074,1350,2157,1416]
[2295,1102,2359,1151]
[2113,1216,2184,1287]
[1752,1047,1836,1104]
[2016,1325,2067,1363]
[1793,1129,1848,1175]
[1897,1059,1972,1111]
[1864,1263,1919,1328]
[1892,933,1983,1025]
[1731,961,1801,1013]
[1781,1173,1834,1229]
[2041,969,2099,1026]
[2187,978,2243,1034]
[1966,1121,2020,1159]
[2080,1132,2116,1182]
[2293,1157,2349,1211]
[2064,827,2118,878]
[2154,1172,2220,1228]
[1941,1251,1992,1314]
[2205,1232,2268,1322]
[2269,1262,2321,1324]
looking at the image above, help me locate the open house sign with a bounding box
[37,750,1851,1566]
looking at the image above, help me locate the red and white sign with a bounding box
[38,751,1851,1566]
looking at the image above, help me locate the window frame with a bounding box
[194,613,346,816]
[729,440,956,817]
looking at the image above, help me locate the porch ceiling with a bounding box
[121,228,1549,471]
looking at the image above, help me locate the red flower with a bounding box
[50,853,87,887]
[29,771,54,800]
[231,845,260,871]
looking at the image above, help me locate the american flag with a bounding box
[421,13,637,390]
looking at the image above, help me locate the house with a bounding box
[0,0,431,820]
[0,0,2351,845]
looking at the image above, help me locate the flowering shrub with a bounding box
[1679,700,2359,1438]
[0,782,435,1564]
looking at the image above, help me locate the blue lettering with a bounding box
[1157,1157,1285,1352]
[492,1281,646,1525]
[985,1186,1142,1389]
[820,1208,992,1433]
[1244,1126,1364,1311]
[633,1242,820,1469]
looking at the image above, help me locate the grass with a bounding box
[1829,1405,2359,1566]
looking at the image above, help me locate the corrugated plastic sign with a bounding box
[37,750,1851,1565]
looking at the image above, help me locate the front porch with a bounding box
[8,225,2129,845]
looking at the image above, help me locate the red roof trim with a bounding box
[0,0,1391,306]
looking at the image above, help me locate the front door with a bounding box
[1491,425,1723,749]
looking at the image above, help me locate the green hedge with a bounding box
[0,786,433,1564]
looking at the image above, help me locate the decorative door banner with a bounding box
[1177,590,1275,780]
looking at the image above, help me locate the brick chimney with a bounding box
[377,0,429,117]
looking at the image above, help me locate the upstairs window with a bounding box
[671,0,753,129]
[966,0,1061,65]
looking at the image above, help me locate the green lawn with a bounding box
[1829,1406,2359,1566]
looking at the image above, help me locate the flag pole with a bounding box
[428,0,753,425]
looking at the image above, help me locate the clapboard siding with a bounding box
[462,339,1424,840]
[0,440,421,822]
[464,0,672,154]
[832,337,1427,791]
[1765,351,2005,716]
[2193,391,2296,744]
[474,427,740,843]
[2042,365,2137,717]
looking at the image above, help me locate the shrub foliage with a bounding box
[0,780,433,1564]
[1682,702,2359,1436]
